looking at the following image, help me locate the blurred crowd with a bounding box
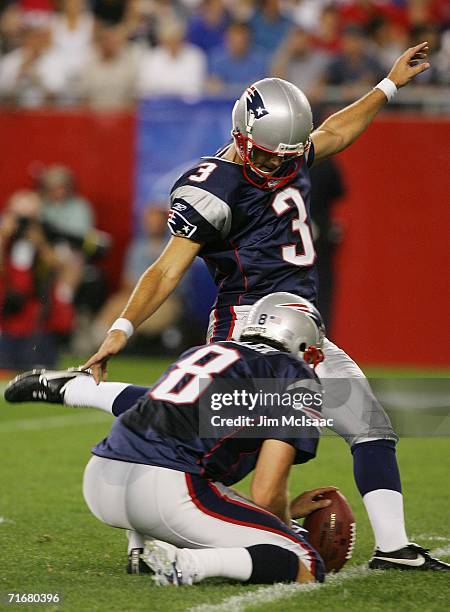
[0,163,217,371]
[0,0,449,108]
[0,166,113,369]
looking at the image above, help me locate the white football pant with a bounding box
[83,456,319,574]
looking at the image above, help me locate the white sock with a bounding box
[64,376,129,414]
[127,530,145,554]
[182,547,252,582]
[363,489,409,552]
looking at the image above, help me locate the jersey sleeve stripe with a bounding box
[226,305,237,340]
[171,185,232,238]
[208,308,219,344]
[230,239,249,305]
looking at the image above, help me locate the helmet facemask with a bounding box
[302,344,325,368]
[233,130,309,191]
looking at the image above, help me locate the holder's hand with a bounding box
[290,486,338,519]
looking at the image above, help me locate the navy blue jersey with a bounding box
[93,341,320,486]
[168,145,317,340]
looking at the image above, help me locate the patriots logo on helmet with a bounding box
[277,302,314,313]
[277,302,322,327]
[246,87,269,121]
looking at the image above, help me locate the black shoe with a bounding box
[4,368,91,404]
[369,543,450,571]
[127,548,151,575]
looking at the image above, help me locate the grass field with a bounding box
[1,356,449,611]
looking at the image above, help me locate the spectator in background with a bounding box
[207,21,267,94]
[38,164,95,308]
[123,0,156,46]
[271,26,329,102]
[249,0,292,55]
[408,24,441,84]
[39,164,94,241]
[369,16,409,73]
[338,0,380,28]
[0,1,22,54]
[226,0,254,23]
[0,191,75,370]
[407,0,440,28]
[50,0,93,90]
[125,0,188,47]
[87,206,181,352]
[325,24,383,91]
[78,21,139,108]
[289,0,331,33]
[0,11,67,106]
[90,0,126,24]
[310,5,341,55]
[435,29,450,86]
[138,18,206,97]
[187,0,229,55]
[18,0,53,11]
[36,164,113,353]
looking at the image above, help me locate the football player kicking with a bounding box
[74,42,448,571]
[7,294,336,585]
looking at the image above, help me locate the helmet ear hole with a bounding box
[299,342,307,352]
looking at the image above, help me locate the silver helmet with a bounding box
[239,292,325,365]
[232,78,313,190]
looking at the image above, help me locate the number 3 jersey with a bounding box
[92,341,320,486]
[168,145,317,341]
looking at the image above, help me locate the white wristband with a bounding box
[108,317,134,339]
[375,78,397,102]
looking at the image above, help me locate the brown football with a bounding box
[303,490,356,573]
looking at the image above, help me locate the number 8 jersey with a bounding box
[168,145,317,342]
[92,341,320,486]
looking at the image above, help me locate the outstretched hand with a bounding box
[81,330,128,384]
[290,486,338,519]
[388,42,430,88]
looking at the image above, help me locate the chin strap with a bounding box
[233,130,304,191]
[303,346,324,368]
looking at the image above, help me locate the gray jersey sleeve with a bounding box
[168,185,232,243]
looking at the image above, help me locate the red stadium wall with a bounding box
[0,110,448,367]
[332,114,450,367]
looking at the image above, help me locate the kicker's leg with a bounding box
[317,339,408,552]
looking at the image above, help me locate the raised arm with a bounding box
[83,235,202,382]
[311,42,430,165]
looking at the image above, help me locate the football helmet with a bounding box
[232,78,313,190]
[239,292,325,365]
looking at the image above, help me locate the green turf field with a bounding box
[1,356,449,611]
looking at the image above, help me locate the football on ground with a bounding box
[304,489,356,572]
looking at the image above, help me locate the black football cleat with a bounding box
[127,548,151,575]
[369,543,450,571]
[4,368,91,404]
